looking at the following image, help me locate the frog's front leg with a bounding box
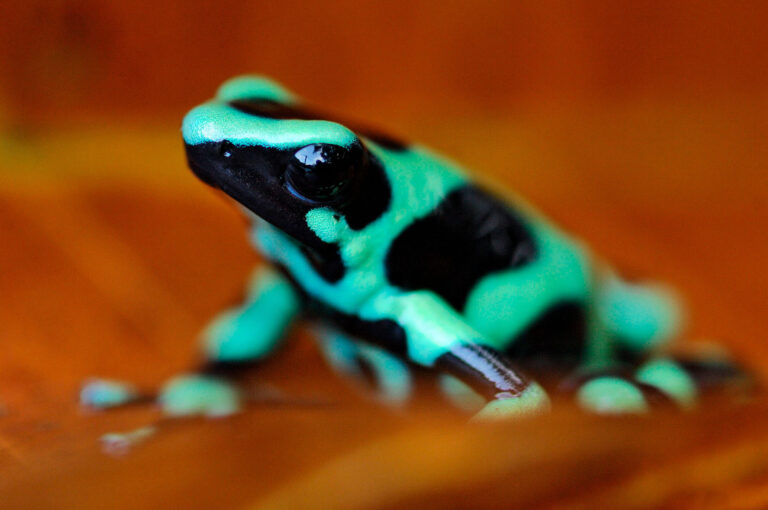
[159,265,302,417]
[362,290,549,420]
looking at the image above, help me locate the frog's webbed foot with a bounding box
[562,349,753,415]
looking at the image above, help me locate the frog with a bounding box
[83,76,747,422]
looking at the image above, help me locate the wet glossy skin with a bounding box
[84,76,743,422]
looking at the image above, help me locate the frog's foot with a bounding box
[575,376,657,414]
[159,374,242,418]
[80,378,145,410]
[655,350,755,401]
[572,350,753,415]
[438,374,486,413]
[471,382,550,421]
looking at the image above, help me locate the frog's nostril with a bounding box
[218,140,235,159]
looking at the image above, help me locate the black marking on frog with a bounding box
[198,360,259,379]
[504,302,587,371]
[186,137,390,255]
[300,244,346,283]
[385,185,538,310]
[342,153,391,230]
[229,99,409,152]
[326,311,409,357]
[354,354,380,389]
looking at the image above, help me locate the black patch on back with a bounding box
[505,302,587,370]
[385,186,538,310]
[229,99,408,152]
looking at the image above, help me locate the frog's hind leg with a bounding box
[314,327,413,406]
[564,351,751,414]
[596,273,683,358]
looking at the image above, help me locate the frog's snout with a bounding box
[181,105,214,146]
[184,141,220,188]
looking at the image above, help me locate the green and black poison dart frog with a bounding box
[82,76,747,421]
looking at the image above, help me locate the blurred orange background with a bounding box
[1,2,768,509]
[4,1,768,120]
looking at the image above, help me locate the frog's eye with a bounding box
[285,143,360,203]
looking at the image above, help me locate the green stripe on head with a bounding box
[182,103,358,149]
[182,75,357,149]
[216,75,298,103]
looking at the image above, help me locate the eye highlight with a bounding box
[218,140,235,158]
[285,143,361,203]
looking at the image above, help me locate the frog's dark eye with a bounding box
[285,143,360,203]
[218,140,236,158]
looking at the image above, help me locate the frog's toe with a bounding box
[80,378,140,409]
[472,382,550,421]
[159,374,242,418]
[576,376,649,415]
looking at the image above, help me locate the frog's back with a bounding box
[374,146,594,363]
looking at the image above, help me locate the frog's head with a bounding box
[182,76,397,253]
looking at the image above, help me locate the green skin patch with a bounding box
[472,383,550,421]
[159,75,692,421]
[160,375,241,417]
[438,375,485,412]
[80,378,139,409]
[636,358,697,408]
[203,267,301,362]
[577,377,649,414]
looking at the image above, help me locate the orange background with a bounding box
[4,1,768,120]
[2,3,768,508]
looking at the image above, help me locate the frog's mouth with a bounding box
[187,159,218,188]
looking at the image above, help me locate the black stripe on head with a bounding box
[229,98,409,152]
